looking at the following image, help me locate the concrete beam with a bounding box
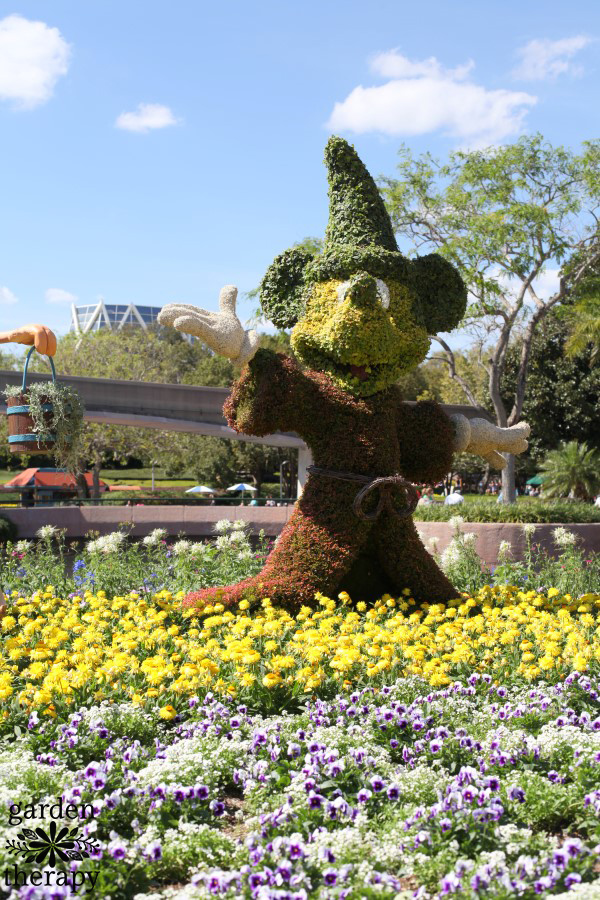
[0,367,492,493]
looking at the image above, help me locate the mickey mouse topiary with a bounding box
[159,137,530,612]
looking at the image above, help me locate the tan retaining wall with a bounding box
[2,507,599,567]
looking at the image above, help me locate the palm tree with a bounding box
[540,441,600,501]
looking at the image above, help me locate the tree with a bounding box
[502,311,600,466]
[539,441,600,501]
[382,134,600,502]
[565,263,600,364]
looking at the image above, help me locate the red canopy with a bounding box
[2,469,107,491]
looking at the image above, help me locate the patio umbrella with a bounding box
[226,482,257,504]
[185,485,215,494]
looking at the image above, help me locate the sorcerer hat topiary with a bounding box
[260,136,467,333]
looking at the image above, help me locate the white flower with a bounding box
[448,516,464,530]
[214,519,234,534]
[142,528,168,546]
[189,542,208,557]
[15,540,33,554]
[462,532,477,548]
[86,531,127,554]
[552,527,578,548]
[441,539,463,570]
[172,539,193,556]
[231,520,248,532]
[215,534,234,551]
[522,523,536,538]
[428,536,439,553]
[36,525,60,540]
[498,540,512,557]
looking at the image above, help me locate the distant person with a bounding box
[444,489,464,506]
[418,487,435,507]
[595,495,600,508]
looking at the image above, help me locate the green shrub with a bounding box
[0,514,17,543]
[414,496,600,523]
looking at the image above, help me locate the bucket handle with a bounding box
[22,346,57,394]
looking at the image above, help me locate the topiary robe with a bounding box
[184,349,458,611]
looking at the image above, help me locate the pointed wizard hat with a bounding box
[260,137,466,333]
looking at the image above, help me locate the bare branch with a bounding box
[431,336,481,408]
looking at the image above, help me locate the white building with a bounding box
[70,299,194,343]
[70,299,161,334]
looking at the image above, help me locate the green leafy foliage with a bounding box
[540,441,600,501]
[415,496,600,523]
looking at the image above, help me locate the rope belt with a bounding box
[306,465,419,522]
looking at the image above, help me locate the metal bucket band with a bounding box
[7,403,54,416]
[8,433,57,443]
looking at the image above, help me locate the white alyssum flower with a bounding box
[448,515,464,530]
[522,523,536,538]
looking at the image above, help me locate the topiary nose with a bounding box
[345,273,378,308]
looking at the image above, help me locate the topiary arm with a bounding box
[0,324,57,356]
[396,400,456,484]
[158,286,259,367]
[449,414,530,469]
[224,349,311,437]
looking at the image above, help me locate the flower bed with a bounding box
[1,576,599,898]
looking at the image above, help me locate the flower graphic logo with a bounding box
[6,821,99,866]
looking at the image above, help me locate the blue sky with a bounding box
[1,0,598,341]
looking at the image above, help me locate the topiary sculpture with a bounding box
[159,138,530,612]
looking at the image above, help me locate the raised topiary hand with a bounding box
[158,286,259,367]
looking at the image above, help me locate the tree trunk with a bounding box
[75,471,89,500]
[91,460,102,501]
[501,454,517,504]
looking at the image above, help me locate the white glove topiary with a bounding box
[158,285,260,367]
[450,414,530,469]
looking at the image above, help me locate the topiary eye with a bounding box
[375,279,390,310]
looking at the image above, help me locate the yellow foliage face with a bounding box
[290,277,430,396]
[1,584,599,714]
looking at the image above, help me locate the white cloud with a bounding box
[0,286,18,305]
[45,288,78,304]
[115,103,178,134]
[0,14,70,109]
[327,49,536,148]
[512,36,592,81]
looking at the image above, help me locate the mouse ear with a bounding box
[260,247,314,329]
[410,253,467,334]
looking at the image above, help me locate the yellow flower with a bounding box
[262,673,282,688]
[158,704,177,720]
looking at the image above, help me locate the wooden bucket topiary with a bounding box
[6,347,57,454]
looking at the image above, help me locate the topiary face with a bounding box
[290,273,430,397]
[260,137,467,396]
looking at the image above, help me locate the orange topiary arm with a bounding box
[0,324,57,356]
